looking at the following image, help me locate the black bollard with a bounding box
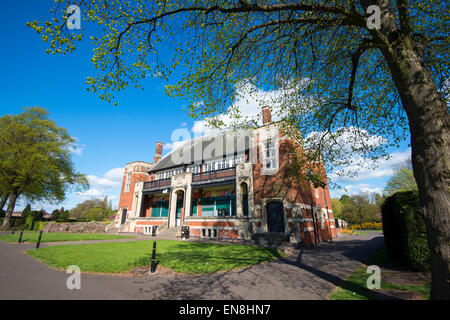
[150,241,157,273]
[36,230,43,249]
[18,228,24,243]
[11,228,15,235]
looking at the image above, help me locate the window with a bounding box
[199,196,236,217]
[191,199,198,216]
[201,228,218,239]
[203,162,216,172]
[151,201,169,217]
[156,168,184,180]
[187,164,201,174]
[124,173,132,192]
[264,140,277,169]
[241,182,248,216]
[232,156,245,166]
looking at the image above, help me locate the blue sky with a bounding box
[0,1,412,212]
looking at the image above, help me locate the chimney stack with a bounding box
[154,142,163,163]
[262,106,272,125]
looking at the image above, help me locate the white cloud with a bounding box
[330,183,384,198]
[68,144,84,155]
[103,167,125,181]
[68,137,85,156]
[76,167,124,205]
[305,126,387,156]
[329,148,411,183]
[164,80,313,151]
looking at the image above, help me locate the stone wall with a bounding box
[42,221,107,233]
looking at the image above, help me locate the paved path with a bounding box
[0,232,384,300]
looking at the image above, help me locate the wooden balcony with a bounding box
[143,168,237,191]
[143,179,171,191]
[192,168,236,183]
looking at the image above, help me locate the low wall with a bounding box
[43,221,106,233]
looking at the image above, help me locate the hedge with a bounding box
[381,190,430,271]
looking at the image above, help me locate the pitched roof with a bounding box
[149,123,256,172]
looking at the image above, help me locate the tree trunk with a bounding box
[382,41,450,299]
[0,194,8,212]
[1,192,18,231]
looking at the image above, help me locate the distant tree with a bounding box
[59,207,69,221]
[340,195,352,204]
[384,167,418,196]
[341,193,382,225]
[330,198,343,219]
[0,107,89,230]
[21,204,32,219]
[69,197,115,221]
[51,209,61,220]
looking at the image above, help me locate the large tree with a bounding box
[29,0,449,298]
[0,107,89,230]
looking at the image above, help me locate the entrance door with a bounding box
[121,209,127,225]
[175,200,182,226]
[266,202,285,232]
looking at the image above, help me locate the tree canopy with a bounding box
[0,107,89,229]
[27,1,448,168]
[384,166,418,196]
[69,196,115,221]
[337,192,383,225]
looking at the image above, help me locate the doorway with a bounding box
[266,202,285,233]
[121,209,127,225]
[175,191,184,226]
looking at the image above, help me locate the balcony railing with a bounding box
[143,168,236,190]
[143,179,171,190]
[192,168,236,183]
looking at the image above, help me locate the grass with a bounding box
[329,246,430,300]
[0,231,134,243]
[25,240,284,274]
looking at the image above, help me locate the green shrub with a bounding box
[381,191,430,271]
[25,214,35,230]
[33,221,47,231]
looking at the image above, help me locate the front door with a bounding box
[121,209,127,225]
[266,202,285,233]
[175,200,182,226]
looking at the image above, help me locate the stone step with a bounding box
[154,227,181,239]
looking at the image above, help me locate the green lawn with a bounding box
[329,247,430,300]
[25,240,284,274]
[0,231,134,243]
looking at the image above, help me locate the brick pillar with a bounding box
[262,106,272,125]
[154,142,163,163]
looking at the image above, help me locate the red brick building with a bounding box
[114,107,336,246]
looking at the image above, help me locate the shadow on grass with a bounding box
[131,241,283,274]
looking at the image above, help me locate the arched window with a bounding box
[241,182,248,216]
